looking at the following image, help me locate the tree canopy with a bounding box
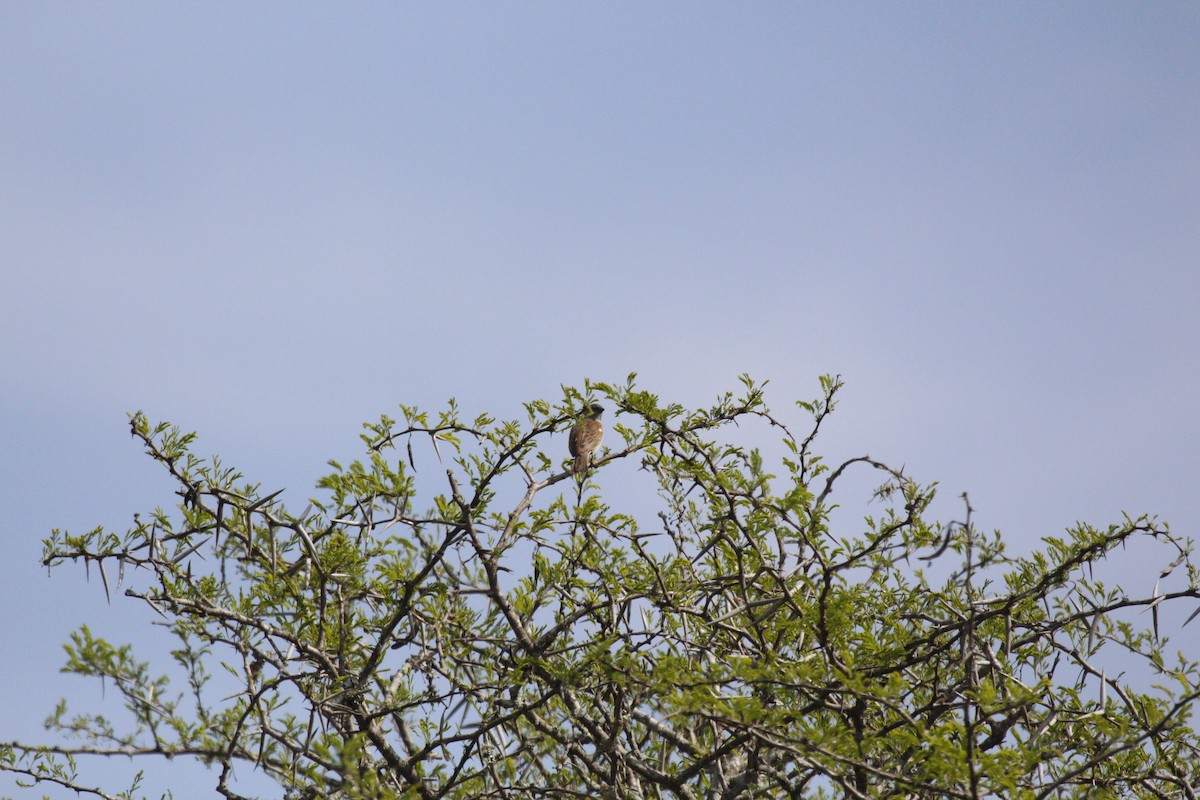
[5,376,1200,799]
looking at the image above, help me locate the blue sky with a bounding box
[2,4,1198,797]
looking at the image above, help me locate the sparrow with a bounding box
[569,403,605,474]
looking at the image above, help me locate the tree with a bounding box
[4,375,1200,799]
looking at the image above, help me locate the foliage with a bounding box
[4,376,1200,799]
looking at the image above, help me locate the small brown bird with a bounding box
[568,403,605,474]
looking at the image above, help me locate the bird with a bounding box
[569,403,605,474]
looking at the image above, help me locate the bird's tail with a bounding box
[573,454,589,474]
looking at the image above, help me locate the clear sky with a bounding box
[2,4,1198,797]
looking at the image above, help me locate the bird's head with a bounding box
[586,403,605,419]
